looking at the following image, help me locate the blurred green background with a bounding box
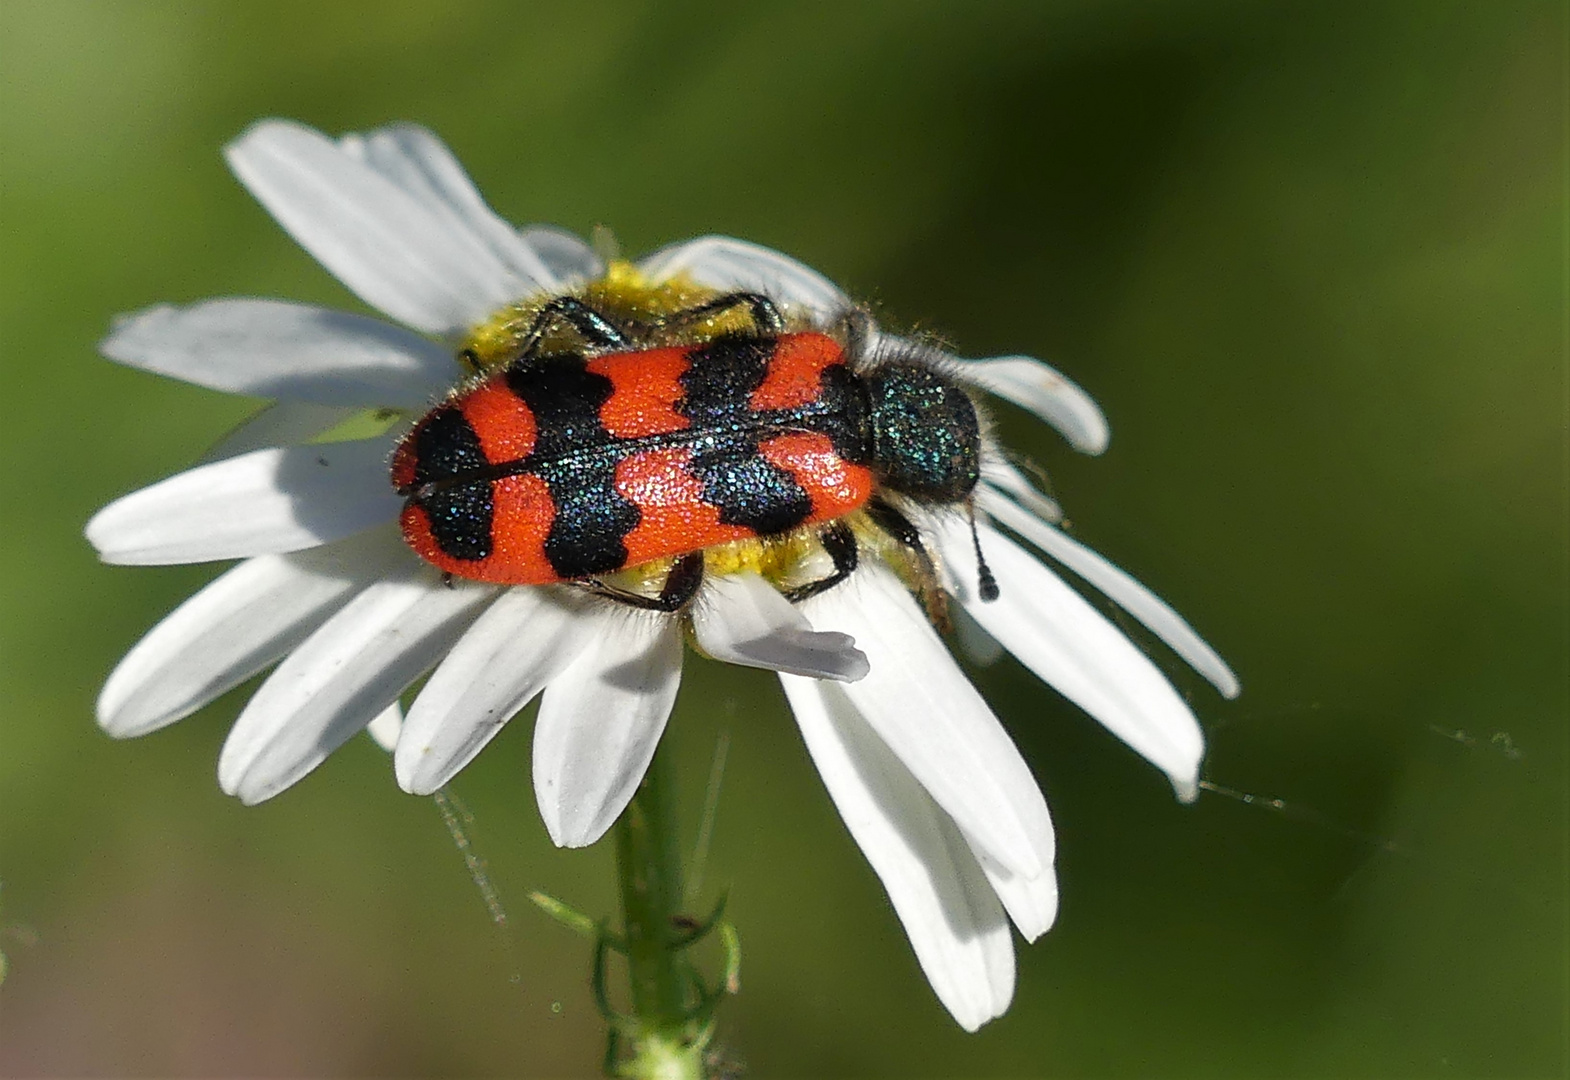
[1,1,1564,1076]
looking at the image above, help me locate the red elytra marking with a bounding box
[589,347,692,439]
[399,502,440,562]
[397,501,474,578]
[459,377,537,463]
[399,474,559,585]
[390,428,422,490]
[758,432,873,522]
[749,333,845,411]
[481,474,558,583]
[614,447,755,566]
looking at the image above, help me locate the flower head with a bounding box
[86,120,1238,1030]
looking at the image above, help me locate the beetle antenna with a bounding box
[967,501,999,602]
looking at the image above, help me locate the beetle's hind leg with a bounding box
[579,552,706,613]
[781,520,859,604]
[863,498,951,630]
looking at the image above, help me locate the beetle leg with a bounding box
[652,552,706,612]
[654,292,786,336]
[514,295,632,364]
[782,520,859,604]
[578,552,706,613]
[863,498,951,629]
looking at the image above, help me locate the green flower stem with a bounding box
[611,740,706,1080]
[617,740,687,1021]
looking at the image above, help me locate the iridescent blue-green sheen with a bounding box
[864,365,981,501]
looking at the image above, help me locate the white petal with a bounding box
[981,492,1240,699]
[934,520,1205,800]
[954,356,1109,455]
[532,611,683,848]
[218,571,495,804]
[102,299,457,408]
[690,571,869,682]
[799,565,1051,879]
[639,235,849,321]
[980,460,1063,524]
[520,225,604,283]
[200,402,363,463]
[951,603,1006,666]
[97,528,409,738]
[397,587,603,795]
[225,119,524,335]
[86,433,404,565]
[971,845,1059,943]
[365,701,404,753]
[341,125,558,290]
[780,676,1014,1031]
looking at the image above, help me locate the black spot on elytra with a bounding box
[408,408,493,561]
[810,363,873,464]
[419,482,494,560]
[506,354,640,578]
[678,335,774,425]
[410,407,487,485]
[690,434,813,535]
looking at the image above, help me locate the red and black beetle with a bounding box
[392,289,996,612]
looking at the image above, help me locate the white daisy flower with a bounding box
[85,120,1239,1032]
